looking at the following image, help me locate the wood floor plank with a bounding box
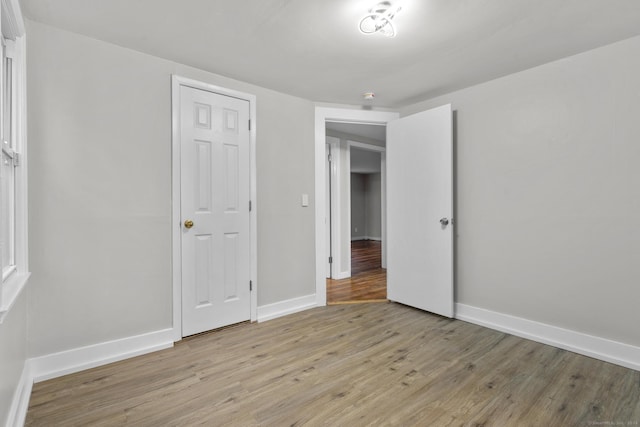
[327,240,387,303]
[26,303,640,426]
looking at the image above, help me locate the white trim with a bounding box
[455,303,640,372]
[0,272,28,324]
[257,294,316,323]
[332,271,351,280]
[325,141,330,278]
[14,36,28,278]
[171,76,181,341]
[6,360,32,427]
[345,143,351,278]
[1,0,26,40]
[315,107,399,307]
[1,264,16,282]
[380,152,387,269]
[29,328,174,383]
[171,75,258,342]
[327,135,341,280]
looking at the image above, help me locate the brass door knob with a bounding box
[184,220,194,229]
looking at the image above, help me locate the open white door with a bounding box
[386,104,453,318]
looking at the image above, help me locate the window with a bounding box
[1,36,16,282]
[0,0,27,322]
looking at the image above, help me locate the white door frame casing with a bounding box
[325,136,340,279]
[314,107,399,306]
[326,135,353,280]
[172,75,258,341]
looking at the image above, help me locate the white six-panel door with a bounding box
[386,104,454,318]
[180,85,251,336]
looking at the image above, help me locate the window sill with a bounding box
[0,271,30,324]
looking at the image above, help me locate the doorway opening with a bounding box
[325,122,387,304]
[314,108,398,307]
[315,105,454,318]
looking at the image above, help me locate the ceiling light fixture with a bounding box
[359,1,402,38]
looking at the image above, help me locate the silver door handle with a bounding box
[440,218,449,226]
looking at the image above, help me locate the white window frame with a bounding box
[0,0,28,324]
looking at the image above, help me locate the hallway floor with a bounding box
[327,240,386,304]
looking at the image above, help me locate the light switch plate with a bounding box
[301,194,309,207]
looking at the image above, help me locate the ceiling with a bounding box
[326,122,386,143]
[21,0,640,108]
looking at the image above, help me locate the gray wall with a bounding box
[366,173,382,239]
[350,174,366,239]
[350,173,382,240]
[351,148,381,174]
[402,35,640,347]
[0,291,27,424]
[26,20,315,357]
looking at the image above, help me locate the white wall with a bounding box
[0,291,27,425]
[339,139,350,272]
[26,20,315,358]
[402,35,640,347]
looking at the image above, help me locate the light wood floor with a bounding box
[327,240,386,304]
[27,303,640,426]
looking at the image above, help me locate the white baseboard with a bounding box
[333,271,351,280]
[455,303,640,372]
[257,294,316,323]
[6,362,32,427]
[29,328,174,383]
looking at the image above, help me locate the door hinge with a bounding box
[329,256,333,264]
[250,280,253,291]
[328,153,332,162]
[2,143,18,166]
[248,119,251,131]
[249,200,252,212]
[4,39,15,59]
